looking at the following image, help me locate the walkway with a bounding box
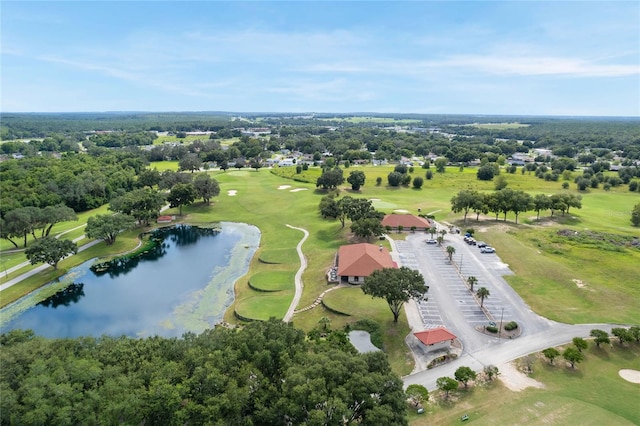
[282,225,309,322]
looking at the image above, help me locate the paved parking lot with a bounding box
[393,231,541,353]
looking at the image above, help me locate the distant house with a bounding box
[413,327,457,352]
[336,243,396,284]
[381,214,431,231]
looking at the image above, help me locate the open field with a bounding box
[409,342,640,425]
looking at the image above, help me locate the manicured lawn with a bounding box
[409,343,640,425]
[248,271,296,292]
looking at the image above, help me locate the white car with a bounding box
[480,246,495,253]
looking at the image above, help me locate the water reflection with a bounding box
[37,283,85,308]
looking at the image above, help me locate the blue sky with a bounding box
[2,1,638,116]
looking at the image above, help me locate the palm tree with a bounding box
[446,245,456,262]
[476,287,490,308]
[467,276,478,292]
[439,229,447,240]
[437,236,444,246]
[429,227,437,239]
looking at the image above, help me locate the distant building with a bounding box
[336,243,396,284]
[381,214,431,232]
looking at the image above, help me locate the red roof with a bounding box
[157,215,173,221]
[337,243,395,277]
[381,214,431,229]
[414,327,457,345]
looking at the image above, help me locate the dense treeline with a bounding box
[0,321,407,425]
[0,150,147,214]
[0,113,233,139]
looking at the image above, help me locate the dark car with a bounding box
[477,241,487,248]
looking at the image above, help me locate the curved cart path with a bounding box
[283,225,309,322]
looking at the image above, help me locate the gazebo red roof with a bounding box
[414,327,457,345]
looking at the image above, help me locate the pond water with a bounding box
[0,222,260,338]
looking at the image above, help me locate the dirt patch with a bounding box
[572,279,586,289]
[619,369,640,384]
[498,361,545,392]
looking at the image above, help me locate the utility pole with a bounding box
[499,307,504,339]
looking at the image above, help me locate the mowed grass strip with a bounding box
[248,271,295,292]
[234,293,292,321]
[409,343,640,425]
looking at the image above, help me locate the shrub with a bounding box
[486,326,498,333]
[504,321,518,331]
[376,176,382,186]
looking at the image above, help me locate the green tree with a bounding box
[412,176,424,189]
[319,194,342,223]
[350,218,384,242]
[494,174,508,190]
[467,276,478,292]
[572,337,588,352]
[477,164,496,180]
[387,171,404,187]
[612,327,632,345]
[533,194,551,220]
[167,183,197,215]
[509,190,533,224]
[436,376,458,399]
[629,326,640,343]
[178,153,203,173]
[425,170,434,180]
[632,203,640,226]
[476,287,490,308]
[454,366,477,388]
[193,173,220,205]
[24,237,77,270]
[1,208,34,248]
[109,189,165,225]
[446,245,456,262]
[361,267,428,323]
[86,214,135,245]
[137,168,161,188]
[434,158,447,173]
[450,189,481,223]
[347,170,366,191]
[40,205,77,237]
[542,347,560,364]
[316,168,344,190]
[590,329,610,348]
[562,346,584,368]
[405,384,429,407]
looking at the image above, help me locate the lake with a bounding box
[0,222,260,338]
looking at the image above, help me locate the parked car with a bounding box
[426,239,437,244]
[476,241,487,248]
[466,238,476,245]
[480,246,495,253]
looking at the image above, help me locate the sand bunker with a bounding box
[619,369,640,383]
[393,209,410,213]
[227,190,237,196]
[277,185,291,190]
[369,198,381,201]
[290,188,308,192]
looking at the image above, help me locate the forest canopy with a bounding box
[0,320,408,425]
